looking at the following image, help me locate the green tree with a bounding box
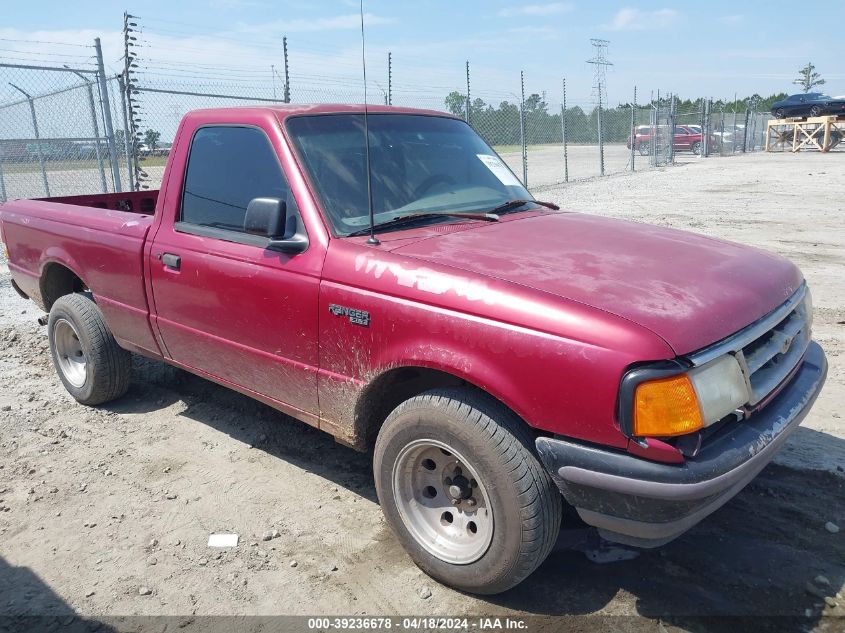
[144,129,161,150]
[444,91,467,117]
[523,93,547,114]
[793,62,825,93]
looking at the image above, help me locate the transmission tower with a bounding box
[587,38,612,175]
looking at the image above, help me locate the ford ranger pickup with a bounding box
[0,104,828,594]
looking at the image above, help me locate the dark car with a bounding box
[771,93,845,119]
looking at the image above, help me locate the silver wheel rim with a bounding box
[392,439,494,565]
[53,318,87,388]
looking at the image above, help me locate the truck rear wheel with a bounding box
[373,387,562,594]
[47,293,130,406]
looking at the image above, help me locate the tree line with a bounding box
[444,91,789,146]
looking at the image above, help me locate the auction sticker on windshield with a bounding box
[477,154,522,187]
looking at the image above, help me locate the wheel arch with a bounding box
[39,260,87,312]
[351,363,539,450]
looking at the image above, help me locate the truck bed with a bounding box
[33,190,159,214]
[0,190,161,357]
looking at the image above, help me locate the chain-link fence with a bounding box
[0,63,118,200]
[0,36,131,202]
[1,25,786,202]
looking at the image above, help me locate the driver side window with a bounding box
[181,126,289,233]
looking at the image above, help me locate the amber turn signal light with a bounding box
[632,373,704,437]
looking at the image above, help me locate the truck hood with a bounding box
[391,212,803,355]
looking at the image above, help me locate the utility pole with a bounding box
[95,37,122,191]
[653,89,660,166]
[465,61,471,124]
[387,52,392,105]
[123,13,141,190]
[668,93,676,164]
[561,78,568,182]
[733,92,738,153]
[65,65,108,193]
[116,73,134,187]
[520,70,527,186]
[587,38,612,176]
[631,86,636,172]
[283,36,290,103]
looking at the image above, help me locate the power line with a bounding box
[0,47,97,60]
[0,37,92,48]
[587,38,612,176]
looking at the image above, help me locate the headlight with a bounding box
[687,354,748,425]
[625,354,750,437]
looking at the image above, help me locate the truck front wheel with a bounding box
[47,293,131,406]
[374,387,562,594]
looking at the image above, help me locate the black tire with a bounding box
[774,108,785,119]
[809,105,822,118]
[374,387,562,594]
[691,141,702,155]
[638,142,650,156]
[47,293,131,405]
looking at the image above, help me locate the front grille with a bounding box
[737,296,810,404]
[690,284,811,406]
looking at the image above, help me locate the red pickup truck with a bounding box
[627,124,708,155]
[0,105,827,594]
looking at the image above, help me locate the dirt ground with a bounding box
[1,151,844,631]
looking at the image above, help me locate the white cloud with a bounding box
[238,12,395,33]
[604,8,678,31]
[497,3,574,18]
[719,14,744,26]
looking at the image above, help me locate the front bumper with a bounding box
[536,341,828,548]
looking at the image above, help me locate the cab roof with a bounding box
[186,103,456,121]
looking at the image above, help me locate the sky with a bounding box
[1,0,843,115]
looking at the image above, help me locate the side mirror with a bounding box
[244,197,286,237]
[243,197,308,254]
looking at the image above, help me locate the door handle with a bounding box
[162,253,181,270]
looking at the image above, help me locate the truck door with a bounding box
[148,124,320,417]
[673,126,691,150]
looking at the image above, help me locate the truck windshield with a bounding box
[285,113,534,236]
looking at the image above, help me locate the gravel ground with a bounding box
[1,151,843,630]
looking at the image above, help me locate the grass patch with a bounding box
[1,155,168,174]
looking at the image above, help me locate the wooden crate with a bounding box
[766,115,844,152]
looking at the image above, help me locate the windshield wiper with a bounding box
[347,211,499,237]
[488,198,560,215]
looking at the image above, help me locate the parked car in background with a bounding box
[137,143,171,158]
[627,125,708,155]
[771,93,845,119]
[712,124,747,150]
